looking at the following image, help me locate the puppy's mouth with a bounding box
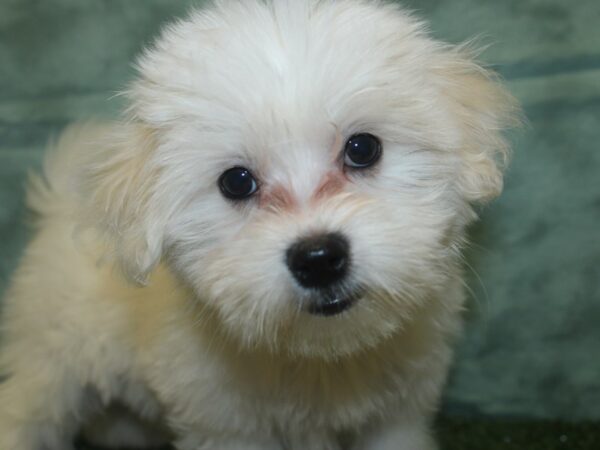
[307,289,361,317]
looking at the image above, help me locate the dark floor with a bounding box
[436,417,600,450]
[77,417,600,450]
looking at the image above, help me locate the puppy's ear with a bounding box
[80,123,164,284]
[435,49,519,203]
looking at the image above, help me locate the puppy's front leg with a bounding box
[176,433,340,450]
[175,431,282,450]
[0,362,83,450]
[354,417,437,450]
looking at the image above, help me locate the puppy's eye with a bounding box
[218,167,258,200]
[344,133,382,169]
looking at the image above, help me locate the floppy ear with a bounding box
[79,123,164,284]
[435,49,519,203]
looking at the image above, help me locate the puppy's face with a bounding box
[86,1,515,357]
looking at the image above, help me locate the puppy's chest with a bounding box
[142,310,408,431]
[147,338,402,432]
[193,352,401,430]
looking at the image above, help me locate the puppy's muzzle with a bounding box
[286,233,356,316]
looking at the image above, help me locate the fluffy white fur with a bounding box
[0,1,517,449]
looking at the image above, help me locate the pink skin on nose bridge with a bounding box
[259,128,347,211]
[259,183,298,211]
[311,129,348,203]
[312,170,347,202]
[259,169,347,211]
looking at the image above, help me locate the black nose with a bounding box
[286,233,350,289]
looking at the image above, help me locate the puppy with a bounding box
[0,0,517,449]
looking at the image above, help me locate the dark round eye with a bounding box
[344,133,382,169]
[218,167,258,200]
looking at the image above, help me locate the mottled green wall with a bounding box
[1,0,599,420]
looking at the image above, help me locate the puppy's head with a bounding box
[84,0,517,357]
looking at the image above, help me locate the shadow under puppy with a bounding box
[0,0,517,449]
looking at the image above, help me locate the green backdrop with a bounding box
[1,0,599,424]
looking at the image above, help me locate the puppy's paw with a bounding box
[174,432,281,450]
[353,419,437,450]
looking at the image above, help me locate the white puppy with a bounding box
[0,1,517,449]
